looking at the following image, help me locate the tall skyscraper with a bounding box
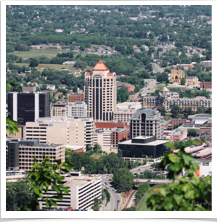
[84,60,116,121]
[7,91,50,125]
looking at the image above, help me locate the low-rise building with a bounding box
[116,81,135,92]
[68,93,84,102]
[170,127,188,142]
[6,139,65,172]
[163,96,211,111]
[200,82,212,91]
[118,136,169,158]
[200,61,212,68]
[93,128,129,153]
[39,175,102,210]
[186,76,199,85]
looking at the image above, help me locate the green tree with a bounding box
[91,198,102,211]
[93,143,102,153]
[181,77,186,85]
[159,107,166,116]
[6,82,19,136]
[188,129,197,137]
[197,105,206,114]
[171,105,182,118]
[29,58,39,69]
[6,178,34,211]
[113,168,134,193]
[146,144,211,211]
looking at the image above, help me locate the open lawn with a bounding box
[90,154,103,160]
[6,62,92,72]
[8,49,70,59]
[153,83,165,91]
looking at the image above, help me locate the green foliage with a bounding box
[103,189,111,207]
[113,168,134,193]
[117,85,129,103]
[173,123,183,129]
[91,198,102,211]
[27,156,74,210]
[166,142,175,150]
[159,107,166,116]
[93,143,102,153]
[122,206,136,211]
[171,105,182,118]
[181,77,186,85]
[29,58,39,68]
[188,129,197,136]
[135,182,150,206]
[6,178,35,211]
[157,72,168,83]
[146,146,211,211]
[6,82,19,136]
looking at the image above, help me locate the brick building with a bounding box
[68,93,84,102]
[170,118,187,126]
[200,82,212,90]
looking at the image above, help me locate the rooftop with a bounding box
[92,60,109,71]
[133,108,160,118]
[63,175,102,188]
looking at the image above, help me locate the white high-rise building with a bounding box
[84,60,116,121]
[66,101,87,118]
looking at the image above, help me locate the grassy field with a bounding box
[6,62,92,72]
[90,154,103,160]
[136,184,166,211]
[8,49,70,59]
[153,83,165,91]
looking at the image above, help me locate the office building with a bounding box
[84,60,116,121]
[24,117,93,147]
[39,175,102,210]
[7,91,50,125]
[118,136,169,158]
[6,139,65,171]
[66,101,87,118]
[113,102,142,122]
[93,128,129,153]
[130,108,164,139]
[50,101,67,117]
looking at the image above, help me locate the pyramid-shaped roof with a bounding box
[92,60,109,71]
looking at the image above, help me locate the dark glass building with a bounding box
[118,136,169,158]
[7,92,50,125]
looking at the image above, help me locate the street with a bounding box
[101,174,122,211]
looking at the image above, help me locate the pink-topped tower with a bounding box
[84,60,116,121]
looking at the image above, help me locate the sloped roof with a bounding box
[161,87,170,92]
[92,60,109,71]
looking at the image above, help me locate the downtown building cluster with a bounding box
[6,60,212,210]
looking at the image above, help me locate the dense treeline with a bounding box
[6,5,211,58]
[65,149,140,174]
